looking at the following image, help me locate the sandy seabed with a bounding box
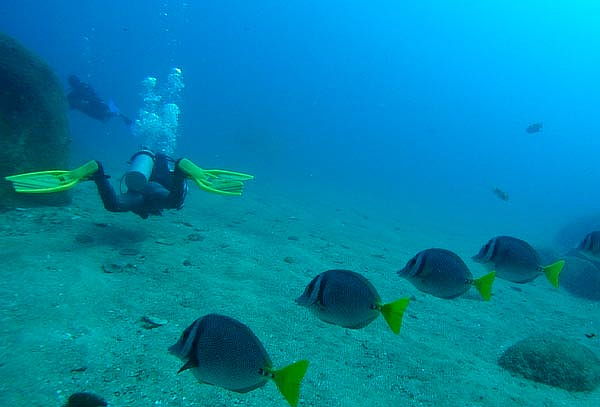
[0,182,598,407]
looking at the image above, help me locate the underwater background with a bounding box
[1,1,599,406]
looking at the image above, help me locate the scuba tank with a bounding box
[124,149,155,191]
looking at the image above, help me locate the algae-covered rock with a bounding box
[0,32,70,207]
[499,335,600,391]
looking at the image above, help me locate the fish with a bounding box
[526,122,543,133]
[472,236,564,287]
[397,248,495,300]
[169,314,309,407]
[63,392,107,407]
[296,269,410,334]
[577,231,600,255]
[492,187,509,201]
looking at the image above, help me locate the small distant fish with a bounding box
[526,122,543,134]
[577,231,600,255]
[472,236,564,287]
[296,269,410,334]
[169,314,309,407]
[397,248,495,300]
[492,187,509,201]
[63,392,107,407]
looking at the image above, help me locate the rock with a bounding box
[499,335,600,391]
[102,262,136,274]
[74,234,94,244]
[187,233,204,242]
[139,315,167,329]
[0,32,70,208]
[118,247,141,256]
[283,256,296,264]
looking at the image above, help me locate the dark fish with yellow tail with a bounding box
[472,235,564,288]
[296,269,410,334]
[169,314,309,407]
[577,231,600,256]
[492,187,509,201]
[397,248,495,300]
[526,122,543,133]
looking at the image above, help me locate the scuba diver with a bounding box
[4,150,254,219]
[67,75,133,126]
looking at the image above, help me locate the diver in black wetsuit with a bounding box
[5,150,254,216]
[67,75,132,126]
[91,151,188,219]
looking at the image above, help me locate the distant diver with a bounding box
[67,75,133,126]
[492,187,509,201]
[5,149,254,219]
[525,122,543,134]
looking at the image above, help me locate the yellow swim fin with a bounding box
[4,160,99,194]
[177,158,254,196]
[379,297,410,334]
[269,360,309,407]
[542,260,564,288]
[473,271,495,301]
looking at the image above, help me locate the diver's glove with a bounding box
[177,158,254,196]
[4,160,100,193]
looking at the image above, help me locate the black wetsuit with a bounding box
[67,75,132,125]
[91,154,187,219]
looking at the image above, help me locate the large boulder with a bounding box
[499,335,600,392]
[0,32,70,207]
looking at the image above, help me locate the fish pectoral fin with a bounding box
[177,359,198,374]
[542,260,565,288]
[270,360,309,407]
[379,298,410,335]
[473,271,495,301]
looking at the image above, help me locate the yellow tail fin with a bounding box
[379,298,410,334]
[473,271,495,301]
[270,360,309,407]
[542,260,565,288]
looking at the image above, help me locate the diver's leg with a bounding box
[151,153,173,189]
[92,163,143,213]
[165,163,187,209]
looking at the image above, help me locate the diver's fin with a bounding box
[542,260,564,288]
[4,161,99,194]
[108,99,120,115]
[177,158,254,196]
[473,271,495,301]
[269,360,309,407]
[379,297,410,334]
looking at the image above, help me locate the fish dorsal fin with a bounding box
[296,274,324,307]
[177,359,198,374]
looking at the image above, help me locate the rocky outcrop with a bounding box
[0,32,70,207]
[499,335,600,392]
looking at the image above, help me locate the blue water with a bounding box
[4,1,600,223]
[1,1,600,406]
